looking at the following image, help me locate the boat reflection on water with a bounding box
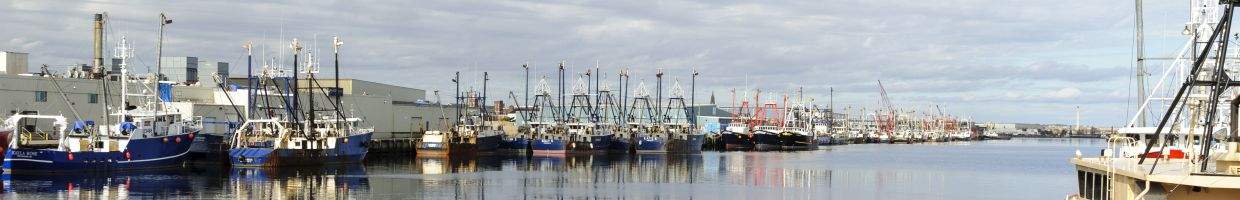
[0,139,1095,199]
[227,164,369,199]
[0,169,196,199]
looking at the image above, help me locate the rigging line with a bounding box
[40,65,87,126]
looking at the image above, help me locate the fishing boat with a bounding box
[664,80,703,154]
[591,74,630,154]
[417,130,452,155]
[720,124,754,150]
[417,90,459,156]
[814,119,834,146]
[495,108,529,155]
[563,123,608,154]
[629,80,666,154]
[418,72,503,157]
[751,126,782,151]
[665,123,703,153]
[459,82,505,155]
[5,36,198,172]
[530,123,569,156]
[499,127,531,154]
[611,124,635,153]
[561,74,611,154]
[720,90,756,150]
[421,118,504,157]
[526,73,571,156]
[779,98,818,150]
[3,112,197,173]
[1069,1,1240,198]
[778,129,814,150]
[230,38,374,167]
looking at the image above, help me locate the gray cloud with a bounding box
[0,0,1168,125]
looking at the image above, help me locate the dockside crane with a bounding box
[877,80,896,138]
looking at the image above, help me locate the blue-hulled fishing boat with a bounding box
[230,38,374,167]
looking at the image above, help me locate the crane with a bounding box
[877,80,896,137]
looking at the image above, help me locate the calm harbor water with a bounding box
[0,138,1104,199]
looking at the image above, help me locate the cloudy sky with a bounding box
[0,1,1197,126]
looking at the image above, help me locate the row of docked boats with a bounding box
[708,88,992,151]
[1,13,374,174]
[417,65,705,157]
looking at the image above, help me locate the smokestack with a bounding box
[93,13,105,78]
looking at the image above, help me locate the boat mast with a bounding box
[482,72,490,130]
[245,41,253,120]
[453,72,461,127]
[558,62,566,122]
[691,69,698,129]
[155,13,171,99]
[620,68,628,126]
[333,35,345,134]
[291,38,303,134]
[118,37,131,126]
[307,47,317,137]
[1134,0,1148,128]
[655,69,664,124]
[524,63,530,117]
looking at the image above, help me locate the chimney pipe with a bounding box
[93,13,105,78]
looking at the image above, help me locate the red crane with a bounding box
[877,80,896,137]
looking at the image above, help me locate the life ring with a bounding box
[124,151,132,160]
[176,137,182,143]
[67,152,75,161]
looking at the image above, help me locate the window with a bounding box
[34,91,47,102]
[88,93,99,104]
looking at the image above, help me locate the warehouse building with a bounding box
[0,54,454,140]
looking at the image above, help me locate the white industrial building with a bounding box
[0,53,453,140]
[1,51,28,75]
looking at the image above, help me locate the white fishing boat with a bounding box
[1069,1,1240,199]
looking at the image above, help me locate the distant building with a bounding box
[160,56,199,84]
[0,51,29,75]
[158,56,229,86]
[197,60,228,86]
